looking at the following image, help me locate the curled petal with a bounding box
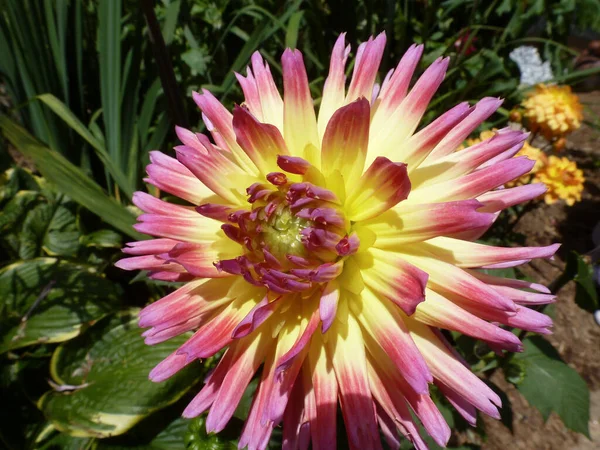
[346,157,411,222]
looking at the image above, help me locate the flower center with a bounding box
[203,156,361,294]
[261,206,308,258]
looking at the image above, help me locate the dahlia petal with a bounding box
[357,248,428,316]
[142,315,204,345]
[115,254,181,272]
[407,156,536,205]
[264,318,308,425]
[138,278,227,328]
[423,237,560,268]
[400,102,471,169]
[460,301,553,335]
[232,295,282,339]
[232,105,289,175]
[346,33,386,103]
[321,98,370,185]
[236,69,262,120]
[277,307,320,374]
[308,338,338,450]
[175,125,210,155]
[318,33,350,138]
[376,43,424,118]
[477,183,547,213]
[145,151,212,204]
[250,51,285,131]
[176,292,262,360]
[183,348,235,418]
[469,269,551,294]
[166,242,232,278]
[206,332,269,433]
[283,376,306,450]
[399,250,517,313]
[319,280,340,333]
[192,89,258,174]
[346,157,410,222]
[134,213,221,244]
[328,312,383,450]
[239,356,277,450]
[369,57,449,165]
[375,404,401,450]
[356,288,433,394]
[408,322,502,419]
[412,129,528,188]
[425,97,504,162]
[365,199,495,247]
[488,284,556,305]
[121,238,179,255]
[436,382,477,426]
[414,289,523,351]
[282,49,319,162]
[175,143,252,205]
[365,357,429,450]
[149,351,191,382]
[133,192,195,217]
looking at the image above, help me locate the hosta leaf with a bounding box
[512,336,590,437]
[95,415,190,449]
[39,311,202,438]
[0,258,121,353]
[80,229,123,249]
[18,198,80,258]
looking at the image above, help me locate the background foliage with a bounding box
[1,0,599,449]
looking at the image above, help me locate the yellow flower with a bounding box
[522,84,583,139]
[505,141,547,188]
[534,155,585,205]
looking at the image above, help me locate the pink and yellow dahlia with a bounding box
[117,33,559,450]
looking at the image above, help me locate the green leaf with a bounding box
[564,252,599,313]
[36,93,134,198]
[80,230,123,249]
[0,114,142,239]
[0,258,121,353]
[39,311,202,438]
[285,11,303,49]
[512,336,590,437]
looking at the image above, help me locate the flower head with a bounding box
[534,155,585,205]
[118,33,559,449]
[522,84,583,139]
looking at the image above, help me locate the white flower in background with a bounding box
[510,46,554,86]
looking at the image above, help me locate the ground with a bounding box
[480,90,600,450]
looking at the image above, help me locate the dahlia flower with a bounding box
[505,141,547,188]
[117,33,559,450]
[522,84,583,139]
[534,155,585,206]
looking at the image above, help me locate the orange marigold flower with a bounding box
[522,84,583,139]
[534,155,585,206]
[505,141,548,188]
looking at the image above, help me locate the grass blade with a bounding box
[36,94,134,199]
[0,114,141,239]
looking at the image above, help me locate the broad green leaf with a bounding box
[0,258,121,353]
[80,230,123,249]
[512,336,590,437]
[0,115,142,239]
[95,416,190,449]
[18,197,80,258]
[39,311,202,438]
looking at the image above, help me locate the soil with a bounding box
[480,91,600,450]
